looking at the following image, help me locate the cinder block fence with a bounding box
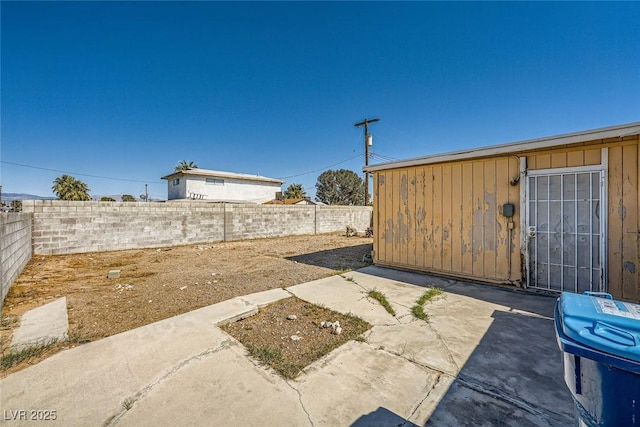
[1,213,32,303]
[21,201,372,255]
[0,201,371,306]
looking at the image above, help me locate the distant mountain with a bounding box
[1,192,55,201]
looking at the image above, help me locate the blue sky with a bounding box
[1,1,639,200]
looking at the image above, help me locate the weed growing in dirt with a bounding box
[368,289,396,316]
[0,340,56,370]
[246,344,305,379]
[223,297,371,380]
[1,315,18,328]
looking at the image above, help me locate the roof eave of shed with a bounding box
[364,121,640,173]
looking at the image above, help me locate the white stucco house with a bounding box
[161,168,283,203]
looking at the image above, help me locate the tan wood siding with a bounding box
[415,168,426,269]
[374,157,520,282]
[607,140,640,301]
[372,135,638,300]
[407,168,417,267]
[461,162,474,275]
[450,163,463,273]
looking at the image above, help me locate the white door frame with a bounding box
[520,149,608,292]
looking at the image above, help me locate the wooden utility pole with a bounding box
[354,118,380,205]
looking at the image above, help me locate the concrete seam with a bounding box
[104,339,234,427]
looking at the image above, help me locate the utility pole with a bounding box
[354,118,380,206]
[145,184,148,202]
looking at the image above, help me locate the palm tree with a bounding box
[174,160,198,172]
[52,175,91,201]
[284,183,306,199]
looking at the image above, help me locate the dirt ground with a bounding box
[221,297,372,379]
[1,233,372,375]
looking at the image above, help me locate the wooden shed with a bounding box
[364,122,640,302]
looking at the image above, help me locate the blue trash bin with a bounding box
[555,291,640,426]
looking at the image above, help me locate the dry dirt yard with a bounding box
[1,232,372,375]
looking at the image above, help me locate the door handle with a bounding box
[527,226,536,238]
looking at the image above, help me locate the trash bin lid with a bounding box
[558,292,640,363]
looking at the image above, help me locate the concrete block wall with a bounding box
[225,204,316,241]
[316,206,373,234]
[21,201,372,255]
[1,213,32,303]
[22,201,226,255]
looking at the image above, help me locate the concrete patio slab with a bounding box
[112,340,311,427]
[0,267,574,426]
[11,297,69,350]
[364,321,460,375]
[287,275,397,326]
[1,297,259,426]
[296,341,440,426]
[236,287,291,308]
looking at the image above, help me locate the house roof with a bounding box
[363,121,640,173]
[161,168,284,185]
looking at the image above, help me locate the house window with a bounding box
[206,178,224,185]
[172,179,180,186]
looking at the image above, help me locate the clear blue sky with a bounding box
[2,1,639,200]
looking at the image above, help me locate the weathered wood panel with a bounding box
[536,153,551,169]
[432,165,443,270]
[567,151,584,167]
[509,157,522,280]
[461,162,474,275]
[585,149,601,165]
[392,169,401,265]
[551,152,567,168]
[385,171,394,265]
[375,173,385,262]
[442,164,453,272]
[407,168,417,267]
[472,161,485,276]
[608,146,624,299]
[495,157,510,280]
[450,163,463,273]
[622,144,639,300]
[484,159,497,278]
[415,167,426,269]
[371,136,637,297]
[424,165,434,269]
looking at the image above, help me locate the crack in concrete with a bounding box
[284,380,315,427]
[402,371,444,426]
[373,343,456,378]
[424,321,460,373]
[456,375,569,426]
[103,339,233,427]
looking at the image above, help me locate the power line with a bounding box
[370,151,397,161]
[277,153,362,180]
[1,160,164,185]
